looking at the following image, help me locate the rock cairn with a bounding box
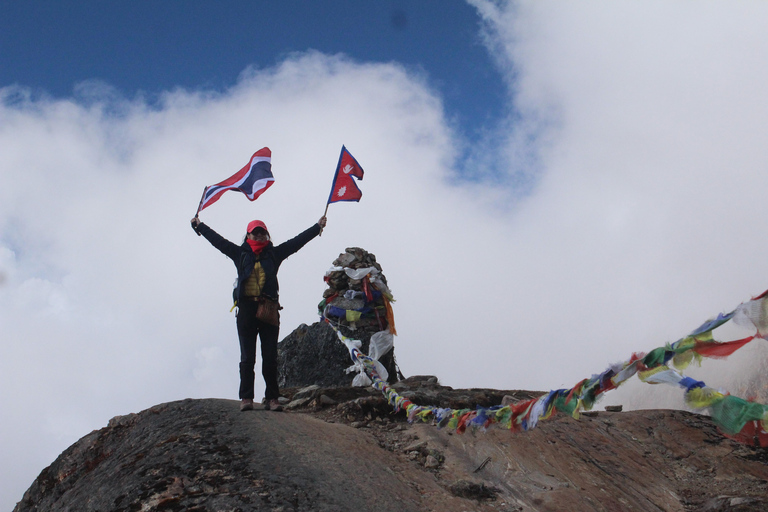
[318,247,395,334]
[278,247,402,389]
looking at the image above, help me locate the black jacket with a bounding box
[196,222,321,304]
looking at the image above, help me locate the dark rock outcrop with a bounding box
[278,321,353,388]
[278,321,401,389]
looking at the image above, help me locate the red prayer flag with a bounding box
[693,335,755,358]
[725,420,768,448]
[327,145,364,204]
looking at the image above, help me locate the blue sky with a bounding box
[1,1,506,140]
[4,2,768,509]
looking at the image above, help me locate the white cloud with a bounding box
[464,0,768,400]
[4,3,768,509]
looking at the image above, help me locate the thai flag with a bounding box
[327,145,364,204]
[197,147,274,214]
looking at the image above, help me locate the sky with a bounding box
[3,0,768,508]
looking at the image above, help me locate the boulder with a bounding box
[278,321,402,388]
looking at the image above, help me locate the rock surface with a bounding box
[14,379,768,512]
[278,321,353,388]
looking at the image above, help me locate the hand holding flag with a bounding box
[195,147,275,217]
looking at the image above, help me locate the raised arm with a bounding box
[191,217,240,261]
[273,216,327,263]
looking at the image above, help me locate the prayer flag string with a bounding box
[323,289,768,446]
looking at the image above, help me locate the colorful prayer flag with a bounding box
[327,145,364,204]
[197,147,274,214]
[320,287,768,448]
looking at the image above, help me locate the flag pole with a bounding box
[194,187,207,236]
[195,187,208,216]
[320,202,329,236]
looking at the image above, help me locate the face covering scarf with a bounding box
[247,239,269,255]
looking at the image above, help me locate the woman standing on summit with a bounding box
[191,215,327,412]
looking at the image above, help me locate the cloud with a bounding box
[4,3,768,508]
[465,0,768,390]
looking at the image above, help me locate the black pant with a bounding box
[236,300,280,400]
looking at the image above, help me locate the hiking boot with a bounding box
[265,398,283,412]
[240,399,254,412]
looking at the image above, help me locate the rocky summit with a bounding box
[14,377,768,512]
